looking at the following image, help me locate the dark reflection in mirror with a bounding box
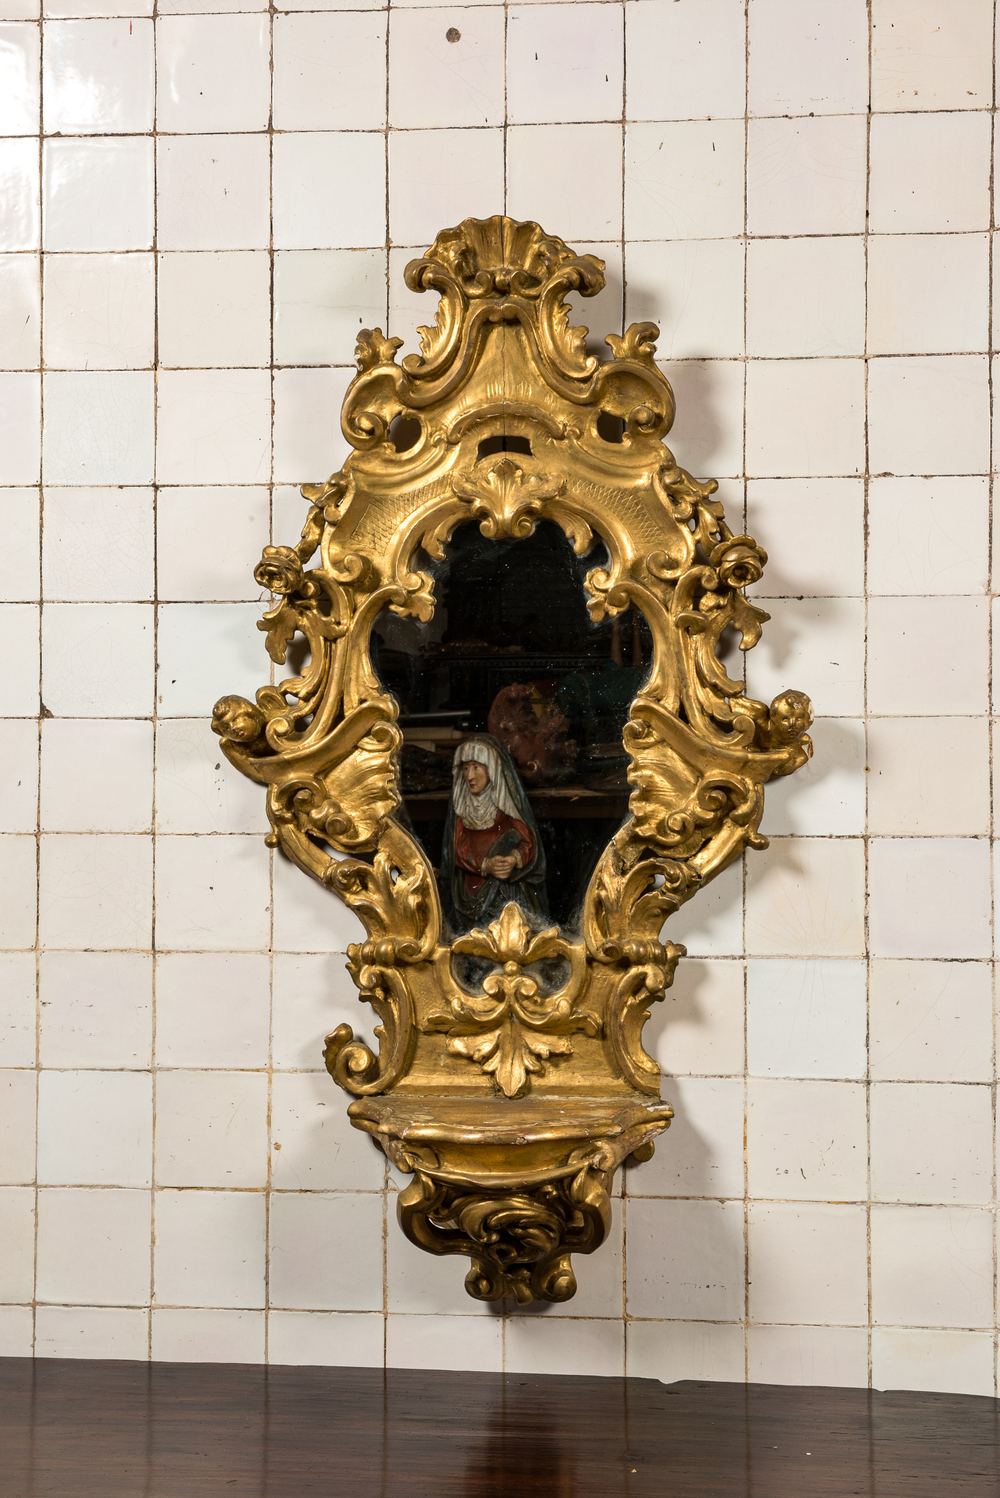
[372,520,651,934]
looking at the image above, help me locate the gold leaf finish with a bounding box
[213,217,813,1303]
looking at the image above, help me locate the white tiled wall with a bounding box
[0,0,996,1397]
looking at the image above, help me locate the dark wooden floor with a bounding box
[1,1358,998,1496]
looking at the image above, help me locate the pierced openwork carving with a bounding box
[214,217,813,1304]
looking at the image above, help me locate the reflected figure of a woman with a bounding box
[442,735,549,934]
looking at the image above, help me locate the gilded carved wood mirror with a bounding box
[212,217,813,1304]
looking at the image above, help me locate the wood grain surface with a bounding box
[1,1358,998,1496]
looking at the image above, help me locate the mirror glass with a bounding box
[372,519,651,936]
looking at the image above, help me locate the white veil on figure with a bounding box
[451,738,521,830]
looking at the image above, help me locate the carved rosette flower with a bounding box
[709,535,768,589]
[254,545,305,596]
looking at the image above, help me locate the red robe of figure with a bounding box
[453,811,536,897]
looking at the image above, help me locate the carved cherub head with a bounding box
[211,694,266,745]
[768,690,813,745]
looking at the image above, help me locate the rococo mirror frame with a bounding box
[212,217,814,1305]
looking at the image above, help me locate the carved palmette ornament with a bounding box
[213,217,813,1304]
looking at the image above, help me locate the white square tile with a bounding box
[507,3,621,125]
[867,476,990,595]
[625,240,744,360]
[153,835,270,952]
[0,21,39,133]
[42,372,155,485]
[157,252,271,368]
[748,479,865,597]
[747,1078,867,1201]
[157,0,261,12]
[0,1306,33,1356]
[746,359,865,477]
[872,1328,994,1398]
[748,1202,868,1323]
[745,838,865,959]
[0,1069,35,1183]
[155,953,269,1068]
[871,1204,994,1328]
[156,15,269,132]
[625,120,745,240]
[0,489,40,600]
[626,1198,744,1319]
[504,1318,624,1378]
[157,136,270,251]
[747,239,866,358]
[270,1071,382,1191]
[1,604,40,719]
[869,838,991,960]
[274,250,386,366]
[867,235,989,356]
[37,1187,150,1305]
[506,124,623,242]
[41,602,154,715]
[644,956,744,1078]
[267,1311,383,1368]
[156,370,271,485]
[45,0,152,13]
[625,0,745,122]
[38,833,153,948]
[386,130,503,249]
[36,1306,148,1360]
[385,1313,502,1372]
[626,1320,745,1384]
[43,138,153,251]
[872,0,994,111]
[156,602,266,717]
[273,366,353,485]
[867,597,988,715]
[43,19,153,133]
[42,487,153,603]
[152,1308,264,1363]
[748,0,868,115]
[655,358,745,478]
[0,374,40,482]
[0,836,36,948]
[869,355,990,476]
[0,254,40,368]
[155,720,268,836]
[662,855,743,957]
[747,959,867,1079]
[156,488,268,603]
[871,1081,993,1204]
[869,113,991,233]
[37,1070,152,1186]
[0,138,38,250]
[0,952,35,1067]
[274,133,386,250]
[272,952,368,1071]
[42,253,153,372]
[747,1326,868,1389]
[154,1189,265,1307]
[0,720,37,833]
[39,951,152,1067]
[154,1070,267,1187]
[275,12,386,131]
[0,1186,35,1303]
[870,960,992,1083]
[868,718,989,836]
[747,116,867,236]
[270,1192,383,1310]
[630,1077,744,1199]
[388,8,501,129]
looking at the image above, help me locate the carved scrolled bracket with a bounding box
[214,215,814,1304]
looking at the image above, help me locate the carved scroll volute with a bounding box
[212,216,814,1305]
